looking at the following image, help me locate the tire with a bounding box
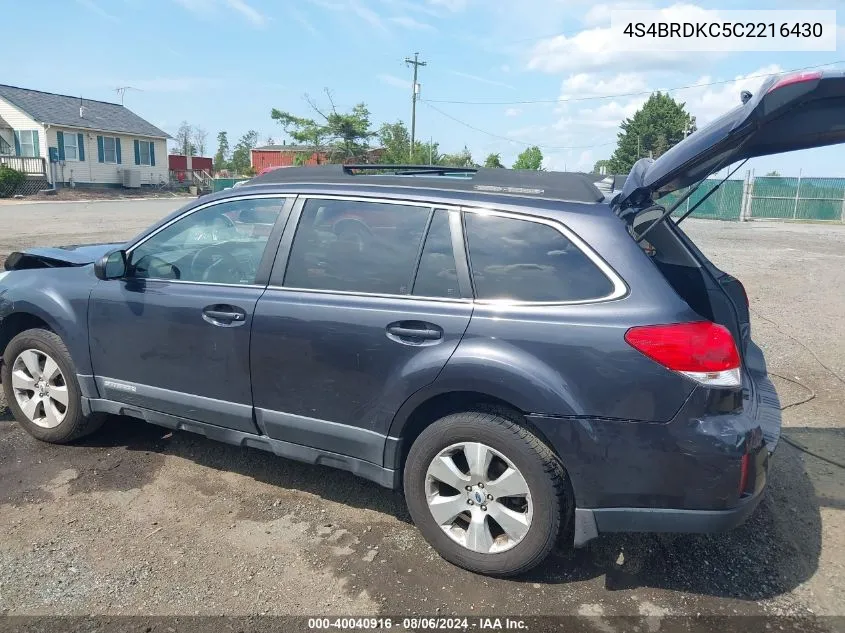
[1,328,104,443]
[404,408,570,577]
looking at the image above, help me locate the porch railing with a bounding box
[0,156,47,176]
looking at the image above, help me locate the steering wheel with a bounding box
[190,244,246,284]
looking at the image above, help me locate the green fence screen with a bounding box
[655,176,845,222]
[212,178,251,192]
[749,176,845,221]
[660,179,743,221]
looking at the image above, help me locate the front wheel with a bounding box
[2,328,104,443]
[404,410,570,576]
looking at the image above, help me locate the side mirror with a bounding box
[94,249,128,280]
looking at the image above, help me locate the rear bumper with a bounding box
[593,485,764,533]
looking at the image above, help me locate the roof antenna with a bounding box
[114,86,141,105]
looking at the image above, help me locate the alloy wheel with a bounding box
[425,441,533,554]
[11,349,69,429]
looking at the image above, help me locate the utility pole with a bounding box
[405,52,427,162]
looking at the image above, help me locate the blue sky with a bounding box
[3,0,844,175]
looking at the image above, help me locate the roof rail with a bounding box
[247,165,605,204]
[342,164,477,176]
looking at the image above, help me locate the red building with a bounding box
[251,144,384,171]
[168,154,213,173]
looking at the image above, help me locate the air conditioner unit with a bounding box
[122,169,141,188]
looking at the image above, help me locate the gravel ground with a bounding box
[0,200,843,622]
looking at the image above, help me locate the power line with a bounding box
[425,60,845,105]
[420,100,615,151]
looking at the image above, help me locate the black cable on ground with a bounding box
[751,309,845,470]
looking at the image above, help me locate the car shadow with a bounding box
[2,404,832,603]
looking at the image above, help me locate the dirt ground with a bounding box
[0,199,843,624]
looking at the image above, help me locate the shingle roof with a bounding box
[0,84,170,139]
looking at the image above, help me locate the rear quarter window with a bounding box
[464,213,615,302]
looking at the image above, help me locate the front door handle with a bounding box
[386,322,443,341]
[203,305,246,326]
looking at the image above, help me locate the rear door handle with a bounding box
[203,305,246,326]
[386,323,442,341]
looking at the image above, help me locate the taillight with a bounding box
[738,453,750,495]
[624,321,741,388]
[766,71,822,93]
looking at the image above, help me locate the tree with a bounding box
[606,92,696,174]
[484,153,505,168]
[765,170,781,177]
[513,146,543,170]
[441,145,474,167]
[213,131,230,171]
[271,89,375,162]
[593,159,611,174]
[173,121,196,156]
[230,130,259,175]
[377,120,440,165]
[193,126,208,157]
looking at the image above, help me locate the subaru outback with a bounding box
[1,71,840,576]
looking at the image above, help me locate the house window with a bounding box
[103,136,117,163]
[17,130,38,157]
[139,140,152,166]
[63,133,78,160]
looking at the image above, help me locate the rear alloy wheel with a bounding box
[405,410,570,576]
[426,442,533,554]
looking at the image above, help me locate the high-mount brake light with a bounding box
[766,71,823,94]
[624,321,742,388]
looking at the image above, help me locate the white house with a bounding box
[0,84,170,188]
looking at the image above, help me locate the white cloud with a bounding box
[117,77,224,92]
[172,0,267,27]
[426,0,470,12]
[527,3,722,73]
[448,71,515,90]
[680,64,783,125]
[389,15,436,30]
[378,73,411,90]
[583,1,652,26]
[224,0,266,27]
[75,0,120,22]
[505,107,522,117]
[559,72,649,99]
[287,5,321,37]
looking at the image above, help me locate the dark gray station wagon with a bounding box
[1,71,841,575]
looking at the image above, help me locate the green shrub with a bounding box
[0,164,25,198]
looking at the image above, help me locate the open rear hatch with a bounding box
[614,70,845,211]
[612,70,845,452]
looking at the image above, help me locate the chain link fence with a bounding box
[659,173,845,222]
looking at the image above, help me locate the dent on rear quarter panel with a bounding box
[0,267,97,375]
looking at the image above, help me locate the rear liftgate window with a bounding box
[464,213,614,302]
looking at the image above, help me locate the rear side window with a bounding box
[464,213,614,302]
[284,199,430,295]
[412,210,460,299]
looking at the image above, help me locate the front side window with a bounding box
[464,213,615,302]
[284,199,431,295]
[62,133,78,160]
[103,136,117,163]
[129,198,284,285]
